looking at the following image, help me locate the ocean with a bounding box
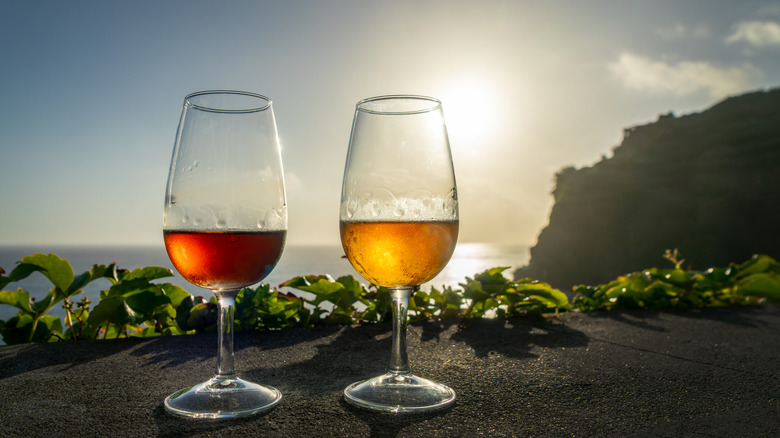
[0,243,529,322]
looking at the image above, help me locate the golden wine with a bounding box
[164,230,286,291]
[340,220,458,287]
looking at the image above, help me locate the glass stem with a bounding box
[215,291,237,379]
[389,287,412,374]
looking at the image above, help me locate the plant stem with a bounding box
[389,288,412,374]
[215,291,238,379]
[65,308,77,340]
[28,317,39,343]
[72,311,84,339]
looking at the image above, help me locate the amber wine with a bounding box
[164,230,286,291]
[340,220,458,287]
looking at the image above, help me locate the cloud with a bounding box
[608,53,763,98]
[726,21,780,46]
[655,23,710,40]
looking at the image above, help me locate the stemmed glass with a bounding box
[340,95,459,412]
[162,91,287,419]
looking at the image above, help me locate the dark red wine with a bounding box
[163,230,286,291]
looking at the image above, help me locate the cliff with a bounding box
[516,88,780,289]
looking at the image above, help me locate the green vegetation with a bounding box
[1,251,778,345]
[0,254,190,344]
[573,250,780,311]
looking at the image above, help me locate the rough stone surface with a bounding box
[0,304,778,437]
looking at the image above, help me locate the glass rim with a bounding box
[184,90,272,113]
[356,95,442,115]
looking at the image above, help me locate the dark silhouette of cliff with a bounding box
[515,88,780,290]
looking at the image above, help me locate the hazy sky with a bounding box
[2,0,779,247]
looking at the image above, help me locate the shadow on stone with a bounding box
[127,325,344,369]
[151,402,268,437]
[235,316,592,399]
[666,304,774,327]
[0,337,140,380]
[451,316,590,359]
[340,397,451,438]
[582,304,772,330]
[583,310,669,331]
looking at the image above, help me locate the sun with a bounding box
[439,80,496,149]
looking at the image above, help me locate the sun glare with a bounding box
[440,81,496,149]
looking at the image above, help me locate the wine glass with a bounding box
[162,91,287,419]
[340,95,459,412]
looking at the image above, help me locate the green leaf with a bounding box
[17,254,74,292]
[484,297,500,309]
[36,315,63,342]
[102,323,124,339]
[174,295,196,331]
[664,269,694,287]
[160,326,186,336]
[0,314,62,344]
[335,275,365,299]
[88,296,138,326]
[154,302,177,320]
[737,255,779,278]
[125,289,170,317]
[473,267,510,284]
[68,272,93,295]
[121,266,174,282]
[428,287,444,304]
[0,265,7,290]
[290,277,351,306]
[365,287,392,322]
[522,286,569,308]
[64,318,99,340]
[5,262,44,283]
[0,314,34,344]
[737,273,780,301]
[325,306,356,325]
[160,283,190,308]
[472,267,510,294]
[463,280,490,302]
[67,264,118,295]
[0,289,34,314]
[128,326,162,338]
[280,275,332,289]
[572,284,598,298]
[187,302,217,331]
[103,278,157,298]
[604,284,626,299]
[701,267,735,283]
[33,289,61,315]
[410,290,432,313]
[1,264,33,290]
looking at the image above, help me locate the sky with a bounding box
[1,0,779,248]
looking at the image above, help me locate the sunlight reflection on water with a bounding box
[433,243,529,288]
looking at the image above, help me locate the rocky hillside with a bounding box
[516,88,780,290]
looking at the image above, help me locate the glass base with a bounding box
[344,371,455,413]
[164,376,281,419]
